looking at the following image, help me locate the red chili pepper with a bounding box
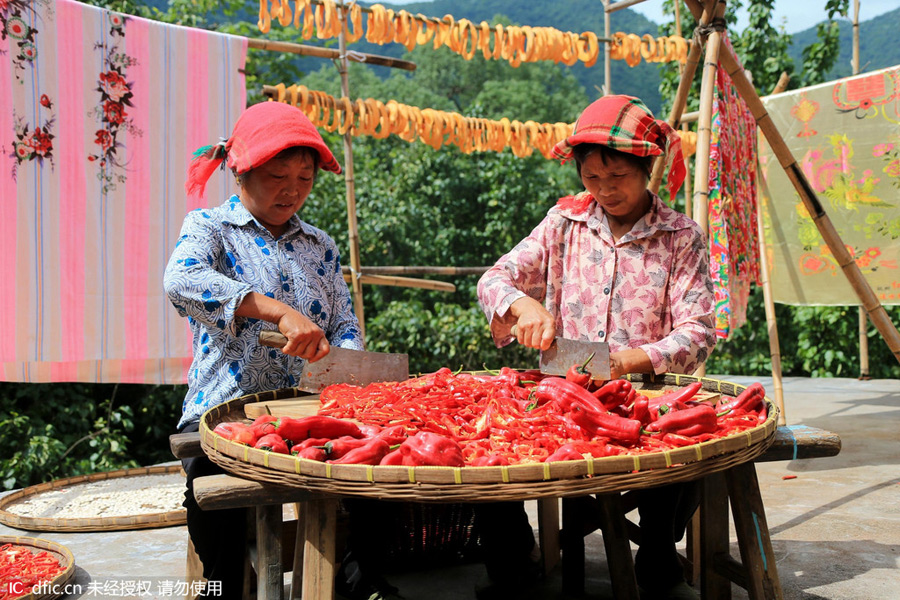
[250,414,278,438]
[213,422,258,446]
[565,352,595,388]
[534,376,607,413]
[253,433,290,454]
[274,415,363,444]
[328,438,391,465]
[544,443,585,462]
[661,432,699,447]
[648,381,703,419]
[567,405,642,445]
[319,435,371,459]
[470,453,510,466]
[294,446,327,461]
[591,378,632,409]
[716,382,766,415]
[389,431,465,466]
[630,394,651,425]
[645,404,718,436]
[373,424,409,445]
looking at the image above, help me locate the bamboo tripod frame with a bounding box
[674,0,900,421]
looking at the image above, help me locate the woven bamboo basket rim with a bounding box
[0,535,75,600]
[200,373,777,495]
[0,465,186,533]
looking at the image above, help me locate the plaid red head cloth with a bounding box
[186,101,341,199]
[552,95,686,198]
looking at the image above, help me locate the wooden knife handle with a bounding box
[259,331,289,348]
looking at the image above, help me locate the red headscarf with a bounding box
[552,95,686,199]
[185,101,342,199]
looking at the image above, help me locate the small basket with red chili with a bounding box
[199,369,778,499]
[0,536,74,600]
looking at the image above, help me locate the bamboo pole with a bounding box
[756,73,791,425]
[686,0,724,380]
[344,273,456,293]
[682,122,694,217]
[603,0,612,95]
[606,0,649,13]
[689,1,725,234]
[692,4,900,367]
[851,0,870,379]
[337,4,366,339]
[341,266,489,277]
[648,0,708,195]
[246,38,416,71]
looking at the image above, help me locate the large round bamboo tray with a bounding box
[0,465,186,532]
[200,374,777,502]
[0,535,75,600]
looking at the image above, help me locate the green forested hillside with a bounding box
[789,6,900,80]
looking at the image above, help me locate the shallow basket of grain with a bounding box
[0,465,186,533]
[199,373,777,502]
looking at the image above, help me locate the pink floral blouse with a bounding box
[478,191,717,375]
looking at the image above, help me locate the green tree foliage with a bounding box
[0,383,183,490]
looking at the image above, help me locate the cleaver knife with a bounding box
[512,326,611,380]
[258,331,409,392]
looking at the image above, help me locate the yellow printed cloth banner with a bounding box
[759,66,900,305]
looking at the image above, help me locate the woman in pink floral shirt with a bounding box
[475,96,715,600]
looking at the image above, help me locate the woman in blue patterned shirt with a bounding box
[165,101,362,598]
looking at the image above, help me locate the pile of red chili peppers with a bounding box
[313,368,768,465]
[0,543,65,599]
[211,368,768,466]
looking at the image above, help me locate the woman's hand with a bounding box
[237,292,330,362]
[277,309,330,362]
[510,297,556,351]
[608,348,653,380]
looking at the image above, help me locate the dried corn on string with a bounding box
[269,84,698,160]
[257,1,688,67]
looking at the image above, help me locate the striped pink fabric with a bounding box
[0,0,247,383]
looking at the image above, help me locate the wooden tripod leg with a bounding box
[302,497,338,600]
[290,503,306,600]
[561,497,586,595]
[725,463,784,600]
[257,504,284,600]
[699,473,732,600]
[595,493,639,600]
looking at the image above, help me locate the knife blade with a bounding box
[258,331,409,392]
[510,325,611,380]
[540,337,611,380]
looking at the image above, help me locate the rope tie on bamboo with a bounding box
[694,17,727,39]
[342,50,368,63]
[347,266,362,279]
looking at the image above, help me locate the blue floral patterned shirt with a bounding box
[164,197,363,429]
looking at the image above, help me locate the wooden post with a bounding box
[257,504,285,600]
[684,0,900,367]
[337,2,366,338]
[301,498,338,600]
[682,122,693,217]
[851,1,870,379]
[756,72,791,426]
[603,0,611,95]
[649,0,710,195]
[690,1,724,234]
